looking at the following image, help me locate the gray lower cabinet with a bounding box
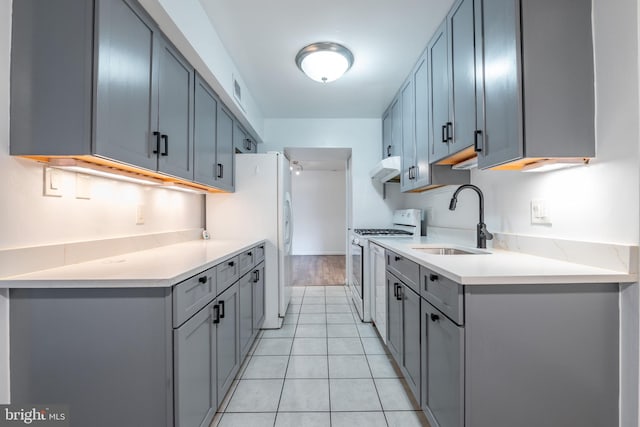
[174,301,217,427]
[414,265,619,427]
[215,282,240,406]
[421,300,463,427]
[428,21,451,164]
[252,261,266,332]
[9,245,266,427]
[386,270,421,402]
[238,271,254,359]
[399,79,415,192]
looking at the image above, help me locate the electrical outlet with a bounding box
[136,205,145,225]
[43,167,63,197]
[531,199,552,225]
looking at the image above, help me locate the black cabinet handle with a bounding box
[161,134,168,156]
[213,304,220,324]
[393,283,399,298]
[430,313,440,322]
[429,274,439,282]
[152,131,161,154]
[447,122,453,142]
[442,125,448,143]
[219,300,225,318]
[387,145,392,157]
[248,252,252,257]
[474,130,483,152]
[198,276,207,284]
[396,285,403,301]
[394,256,401,261]
[217,163,224,178]
[253,270,260,283]
[228,261,235,267]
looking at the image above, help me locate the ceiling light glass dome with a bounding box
[295,42,354,83]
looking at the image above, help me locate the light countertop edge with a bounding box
[0,239,266,289]
[370,237,638,285]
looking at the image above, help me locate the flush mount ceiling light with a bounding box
[290,160,304,175]
[295,42,354,83]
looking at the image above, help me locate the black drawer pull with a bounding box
[430,313,440,322]
[219,300,225,318]
[396,285,403,301]
[429,274,439,282]
[248,252,252,256]
[213,305,220,324]
[228,261,235,267]
[217,163,224,178]
[393,283,399,298]
[394,256,401,262]
[198,276,207,284]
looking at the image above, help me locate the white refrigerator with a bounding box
[206,152,292,329]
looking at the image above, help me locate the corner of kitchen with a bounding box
[0,0,639,427]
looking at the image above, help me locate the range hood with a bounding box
[370,156,401,183]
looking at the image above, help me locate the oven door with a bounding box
[350,239,363,300]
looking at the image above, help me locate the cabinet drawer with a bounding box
[173,266,217,327]
[255,244,265,264]
[386,250,420,294]
[217,256,239,295]
[238,249,255,276]
[420,266,463,325]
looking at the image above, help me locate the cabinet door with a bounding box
[193,75,218,186]
[423,302,464,427]
[174,303,216,427]
[234,123,256,153]
[238,272,253,360]
[429,22,451,163]
[386,273,403,365]
[448,0,477,155]
[216,282,239,406]
[402,285,421,403]
[382,110,393,158]
[400,79,415,192]
[390,98,402,159]
[157,38,194,179]
[94,0,157,170]
[474,0,523,169]
[215,105,235,191]
[413,54,431,189]
[252,262,265,332]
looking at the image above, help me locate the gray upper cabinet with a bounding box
[390,98,402,158]
[448,0,477,157]
[216,105,235,192]
[93,0,158,171]
[400,79,415,192]
[429,22,451,163]
[474,0,595,169]
[234,123,257,154]
[156,38,194,180]
[382,109,393,158]
[412,54,431,190]
[194,75,218,187]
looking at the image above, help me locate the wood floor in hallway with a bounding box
[291,255,346,287]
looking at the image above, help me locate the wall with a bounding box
[0,0,203,403]
[403,0,640,424]
[262,119,404,229]
[291,170,346,255]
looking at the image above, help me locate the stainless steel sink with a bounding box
[411,246,489,255]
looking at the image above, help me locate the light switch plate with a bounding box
[531,199,552,225]
[43,167,63,197]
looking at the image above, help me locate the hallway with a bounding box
[290,256,346,287]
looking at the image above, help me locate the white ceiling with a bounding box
[199,0,454,119]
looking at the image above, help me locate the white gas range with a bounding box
[349,209,423,324]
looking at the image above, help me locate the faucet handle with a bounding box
[480,224,493,241]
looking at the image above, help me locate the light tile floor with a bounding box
[211,285,430,427]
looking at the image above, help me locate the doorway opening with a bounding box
[284,147,352,287]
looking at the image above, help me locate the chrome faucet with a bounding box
[449,184,493,249]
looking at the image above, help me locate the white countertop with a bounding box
[370,236,637,285]
[0,239,265,288]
